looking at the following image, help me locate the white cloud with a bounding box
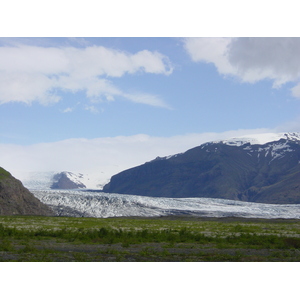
[123,92,172,109]
[0,72,60,104]
[291,83,300,98]
[0,44,173,107]
[85,105,100,114]
[130,50,173,75]
[184,37,235,75]
[62,107,73,113]
[60,101,80,113]
[184,37,300,97]
[0,45,68,74]
[0,128,272,186]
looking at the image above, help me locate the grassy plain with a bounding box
[1,215,300,261]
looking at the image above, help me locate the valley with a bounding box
[1,215,300,262]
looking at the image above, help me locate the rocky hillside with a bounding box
[0,167,53,215]
[103,133,300,204]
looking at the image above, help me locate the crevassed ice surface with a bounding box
[32,190,300,219]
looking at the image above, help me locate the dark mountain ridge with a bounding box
[0,167,53,216]
[103,133,300,204]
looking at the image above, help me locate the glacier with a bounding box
[32,190,300,219]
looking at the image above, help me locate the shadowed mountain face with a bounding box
[103,137,300,204]
[0,167,53,216]
[51,172,86,189]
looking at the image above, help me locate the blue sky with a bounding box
[1,37,300,145]
[2,37,300,181]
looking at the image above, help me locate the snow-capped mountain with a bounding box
[215,132,300,146]
[103,132,300,204]
[211,132,300,164]
[51,172,86,189]
[150,133,300,161]
[19,171,108,190]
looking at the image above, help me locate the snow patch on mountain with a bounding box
[51,172,86,189]
[256,141,294,162]
[64,172,84,186]
[210,132,300,163]
[220,132,300,146]
[151,153,183,162]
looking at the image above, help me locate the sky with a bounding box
[1,37,300,144]
[2,36,300,182]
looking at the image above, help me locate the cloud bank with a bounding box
[0,128,272,186]
[184,37,300,97]
[0,44,173,108]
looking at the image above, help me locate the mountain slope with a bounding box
[51,172,86,189]
[103,133,300,204]
[0,167,53,216]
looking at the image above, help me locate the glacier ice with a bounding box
[32,190,300,219]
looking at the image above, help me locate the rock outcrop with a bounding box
[0,167,53,216]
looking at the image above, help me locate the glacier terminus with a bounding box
[32,189,300,219]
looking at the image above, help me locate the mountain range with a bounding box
[103,132,300,204]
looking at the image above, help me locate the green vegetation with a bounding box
[0,215,300,261]
[0,167,11,180]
